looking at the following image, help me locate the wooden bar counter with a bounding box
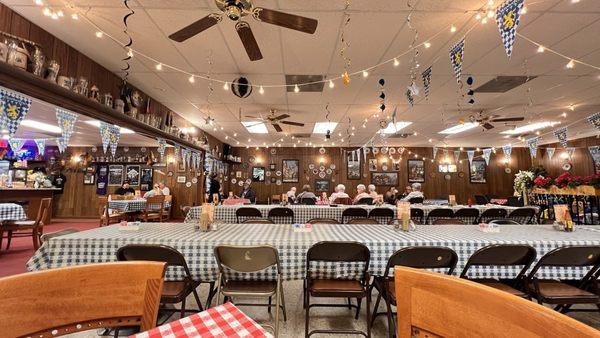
[0,188,61,224]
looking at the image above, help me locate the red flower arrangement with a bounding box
[535,173,600,189]
[533,176,553,189]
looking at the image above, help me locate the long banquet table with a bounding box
[108,198,171,212]
[27,222,599,281]
[184,204,530,224]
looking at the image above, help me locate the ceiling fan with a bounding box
[168,0,318,61]
[469,111,525,130]
[245,109,305,132]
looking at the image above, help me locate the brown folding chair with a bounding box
[117,244,211,318]
[162,195,173,221]
[307,218,339,224]
[99,196,124,227]
[432,218,464,225]
[410,208,424,224]
[368,208,394,224]
[214,245,286,337]
[507,207,537,224]
[180,205,192,218]
[137,195,165,222]
[348,218,380,224]
[342,207,368,223]
[268,207,294,223]
[425,208,454,224]
[370,246,457,337]
[1,197,51,251]
[242,219,275,224]
[235,207,263,223]
[304,241,371,337]
[525,246,600,314]
[478,208,508,223]
[0,262,165,337]
[355,197,374,205]
[110,194,125,200]
[333,197,353,205]
[453,208,479,224]
[460,244,537,298]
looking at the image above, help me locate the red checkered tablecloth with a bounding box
[131,302,270,338]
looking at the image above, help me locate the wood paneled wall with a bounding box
[225,136,598,205]
[532,136,599,177]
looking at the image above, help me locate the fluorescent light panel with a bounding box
[242,121,269,134]
[500,122,560,134]
[439,122,479,134]
[84,120,135,134]
[313,122,338,134]
[20,119,62,134]
[378,121,413,134]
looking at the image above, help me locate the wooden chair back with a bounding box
[110,194,125,200]
[394,266,600,337]
[36,198,52,225]
[0,262,165,337]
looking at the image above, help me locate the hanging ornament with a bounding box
[421,66,432,98]
[467,150,475,165]
[553,127,568,148]
[495,0,525,58]
[8,138,26,153]
[449,39,465,84]
[546,148,556,160]
[231,76,253,98]
[34,139,46,156]
[453,150,460,163]
[0,88,31,137]
[342,71,351,86]
[502,144,512,162]
[466,76,475,105]
[482,148,492,165]
[587,112,600,131]
[526,137,539,159]
[405,88,414,106]
[339,1,352,87]
[432,146,438,160]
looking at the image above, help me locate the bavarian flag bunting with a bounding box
[449,38,465,84]
[496,0,525,58]
[8,138,26,153]
[56,108,78,145]
[34,139,46,156]
[0,88,31,137]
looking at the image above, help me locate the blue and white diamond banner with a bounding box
[34,139,46,156]
[174,145,180,162]
[432,146,438,160]
[56,137,68,153]
[496,0,525,58]
[181,148,189,169]
[482,148,492,165]
[467,150,475,165]
[526,137,539,159]
[502,144,512,162]
[587,112,600,131]
[454,150,460,163]
[108,124,121,157]
[8,138,26,153]
[56,108,78,144]
[99,122,111,154]
[157,138,167,160]
[546,147,556,160]
[566,147,576,160]
[449,39,465,84]
[0,89,31,137]
[553,127,568,148]
[422,66,432,98]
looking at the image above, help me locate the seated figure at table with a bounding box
[402,183,425,201]
[143,184,163,198]
[330,184,350,203]
[368,184,379,199]
[158,181,170,195]
[115,181,135,196]
[385,186,398,204]
[286,187,297,203]
[296,184,317,203]
[240,182,257,204]
[399,185,412,199]
[353,184,371,204]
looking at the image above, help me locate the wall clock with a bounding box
[562,162,572,171]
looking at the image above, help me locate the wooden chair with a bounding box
[268,207,294,223]
[0,262,165,337]
[394,266,600,337]
[425,208,454,224]
[242,219,274,224]
[98,196,124,227]
[271,194,281,204]
[162,195,173,221]
[342,207,368,223]
[1,197,51,251]
[432,218,464,225]
[235,207,263,223]
[307,218,339,224]
[348,218,380,224]
[137,195,165,222]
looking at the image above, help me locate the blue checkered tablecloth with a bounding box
[0,203,27,221]
[184,204,530,224]
[109,199,171,212]
[27,223,600,281]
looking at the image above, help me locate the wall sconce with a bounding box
[167,156,175,164]
[319,156,325,164]
[256,156,263,164]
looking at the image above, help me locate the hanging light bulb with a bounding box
[475,13,482,20]
[95,31,103,38]
[188,75,195,83]
[481,17,488,24]
[223,82,229,90]
[424,42,431,48]
[57,10,64,17]
[520,6,527,14]
[127,49,134,58]
[43,7,51,16]
[537,45,545,53]
[155,63,163,71]
[34,0,44,6]
[294,84,300,93]
[259,86,264,95]
[487,10,494,18]
[51,12,59,20]
[566,59,575,69]
[450,25,457,33]
[328,80,335,88]
[71,13,79,20]
[393,58,400,66]
[362,70,369,78]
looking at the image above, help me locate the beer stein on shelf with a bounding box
[45,60,60,82]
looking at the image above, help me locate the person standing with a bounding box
[208,173,221,203]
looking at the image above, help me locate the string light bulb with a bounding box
[155,63,162,71]
[223,82,229,90]
[71,13,79,20]
[486,10,494,18]
[566,59,575,69]
[95,31,103,38]
[42,7,51,16]
[393,58,400,67]
[259,86,264,95]
[520,6,527,14]
[475,13,482,20]
[34,0,44,5]
[481,17,488,24]
[126,49,134,58]
[294,84,300,93]
[51,12,58,20]
[537,45,545,53]
[188,75,195,83]
[450,25,457,33]
[362,70,369,78]
[424,42,431,48]
[329,80,335,88]
[57,10,64,17]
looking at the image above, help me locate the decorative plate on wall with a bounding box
[381,147,388,154]
[319,147,326,154]
[329,164,336,170]
[270,148,276,155]
[276,170,282,177]
[389,148,396,154]
[266,171,272,177]
[245,179,252,184]
[308,164,315,170]
[123,147,129,153]
[504,167,512,174]
[319,172,326,178]
[397,147,404,153]
[276,179,282,186]
[185,181,192,188]
[319,165,325,172]
[231,178,237,184]
[192,177,198,184]
[458,171,465,178]
[312,169,318,175]
[444,174,451,181]
[326,168,333,175]
[373,148,380,154]
[238,181,244,186]
[140,147,147,153]
[382,165,388,171]
[91,146,97,153]
[365,148,371,154]
[249,156,256,164]
[167,171,174,177]
[562,162,572,171]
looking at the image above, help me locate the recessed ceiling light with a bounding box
[500,122,560,134]
[439,122,479,134]
[377,122,413,134]
[84,120,135,134]
[20,119,62,134]
[242,121,269,134]
[313,122,338,134]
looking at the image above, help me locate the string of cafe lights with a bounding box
[29,0,599,150]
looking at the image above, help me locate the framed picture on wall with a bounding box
[282,159,299,182]
[108,165,124,186]
[371,172,399,186]
[178,162,186,172]
[83,173,95,185]
[347,155,361,180]
[369,158,378,171]
[252,166,265,182]
[315,180,330,193]
[590,146,600,174]
[177,176,186,184]
[469,159,487,184]
[125,165,140,186]
[407,160,425,183]
[269,163,276,170]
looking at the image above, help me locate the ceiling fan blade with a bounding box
[169,13,222,42]
[280,121,305,127]
[245,115,262,119]
[243,121,263,128]
[252,7,318,34]
[491,117,525,122]
[271,114,290,121]
[482,123,495,130]
[235,21,263,61]
[272,123,283,132]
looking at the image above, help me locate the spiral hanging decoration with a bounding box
[121,0,135,83]
[339,0,352,86]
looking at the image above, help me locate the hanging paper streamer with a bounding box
[502,144,512,162]
[546,147,556,160]
[56,137,68,153]
[432,146,438,160]
[467,150,475,165]
[0,89,31,137]
[34,139,46,156]
[405,88,414,107]
[553,127,568,148]
[378,78,386,112]
[108,124,121,157]
[495,0,525,58]
[454,150,460,163]
[157,138,166,160]
[449,39,465,84]
[482,148,492,165]
[587,112,600,131]
[566,147,576,160]
[186,149,192,168]
[55,108,78,144]
[526,137,539,159]
[181,148,188,168]
[99,122,111,154]
[8,138,26,153]
[421,66,432,98]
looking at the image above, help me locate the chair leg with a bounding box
[279,282,287,322]
[303,279,307,309]
[275,278,281,338]
[347,297,352,309]
[268,296,272,314]
[384,297,394,338]
[370,291,382,329]
[0,229,4,251]
[355,298,362,320]
[180,297,186,318]
[192,287,203,311]
[206,281,216,308]
[304,284,310,338]
[32,229,39,250]
[366,292,372,338]
[6,230,13,251]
